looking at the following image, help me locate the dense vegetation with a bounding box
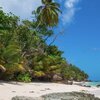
[0,0,88,82]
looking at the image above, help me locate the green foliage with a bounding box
[16,72,31,82]
[0,0,89,82]
[0,9,18,30]
[61,64,88,81]
[36,0,61,27]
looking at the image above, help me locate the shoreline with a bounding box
[0,81,100,100]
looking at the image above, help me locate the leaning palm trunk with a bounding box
[0,64,6,72]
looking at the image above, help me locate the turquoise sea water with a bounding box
[84,82,100,87]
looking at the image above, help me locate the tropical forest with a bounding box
[0,0,88,82]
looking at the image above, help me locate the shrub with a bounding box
[16,72,31,82]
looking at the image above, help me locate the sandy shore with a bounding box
[0,81,100,100]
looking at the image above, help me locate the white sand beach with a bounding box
[0,81,100,100]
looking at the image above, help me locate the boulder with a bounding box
[67,81,73,85]
[83,85,91,87]
[97,84,100,88]
[52,74,62,81]
[12,92,100,100]
[62,80,73,85]
[12,96,43,100]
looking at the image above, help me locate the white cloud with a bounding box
[62,0,80,24]
[0,0,80,23]
[65,0,79,8]
[0,0,41,19]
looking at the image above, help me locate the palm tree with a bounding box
[0,65,6,72]
[36,0,61,27]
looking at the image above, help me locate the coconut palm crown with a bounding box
[36,0,61,27]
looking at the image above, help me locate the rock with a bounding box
[97,84,100,87]
[67,81,73,85]
[63,80,73,85]
[12,92,100,100]
[12,96,43,100]
[82,85,91,87]
[63,80,68,84]
[29,91,34,93]
[52,74,62,81]
[42,92,100,100]
[12,91,16,93]
[83,85,91,87]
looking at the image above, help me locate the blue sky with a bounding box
[0,0,100,81]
